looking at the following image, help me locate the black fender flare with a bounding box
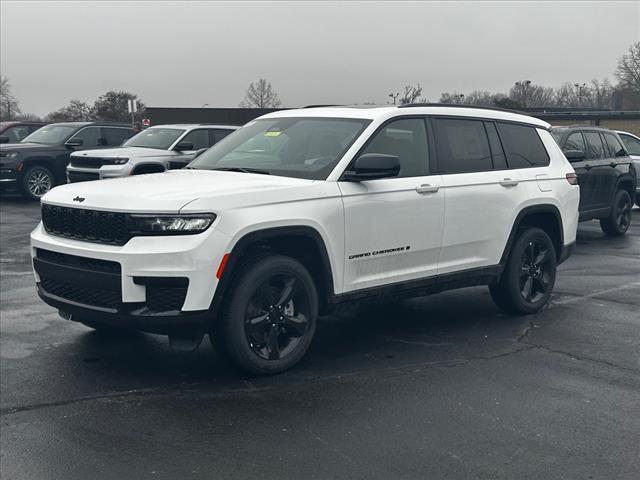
[500,204,564,265]
[209,225,335,319]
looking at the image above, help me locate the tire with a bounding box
[635,193,640,208]
[213,255,318,375]
[600,189,632,236]
[490,227,557,315]
[20,165,55,201]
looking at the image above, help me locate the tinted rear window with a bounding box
[496,123,549,168]
[433,118,492,173]
[584,132,604,159]
[602,133,625,157]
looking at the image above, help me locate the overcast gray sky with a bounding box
[1,1,639,116]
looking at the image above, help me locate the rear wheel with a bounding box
[212,255,318,375]
[635,193,640,208]
[20,165,55,201]
[600,189,632,236]
[490,227,556,315]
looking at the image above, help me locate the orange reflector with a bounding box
[216,253,230,279]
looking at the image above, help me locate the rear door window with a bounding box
[496,123,550,168]
[583,132,605,159]
[433,118,492,173]
[602,133,625,157]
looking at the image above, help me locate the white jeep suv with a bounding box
[66,124,237,182]
[31,106,579,374]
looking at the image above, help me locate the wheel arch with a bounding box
[500,204,564,265]
[131,162,166,175]
[211,226,336,318]
[615,175,636,200]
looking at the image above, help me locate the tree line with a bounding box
[1,42,638,122]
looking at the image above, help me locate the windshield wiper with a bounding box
[212,167,270,175]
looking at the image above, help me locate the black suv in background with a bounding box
[0,122,132,200]
[552,126,636,236]
[0,121,48,143]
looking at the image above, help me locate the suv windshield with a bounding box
[21,125,78,145]
[189,117,370,180]
[123,128,186,150]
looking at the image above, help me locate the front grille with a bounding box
[36,248,121,274]
[42,204,130,245]
[68,171,100,183]
[40,278,122,309]
[70,157,115,168]
[146,285,188,312]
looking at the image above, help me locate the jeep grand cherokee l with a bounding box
[0,122,132,200]
[551,126,636,235]
[67,124,237,183]
[31,105,579,374]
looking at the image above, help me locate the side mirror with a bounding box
[564,149,585,162]
[194,147,208,159]
[174,141,194,151]
[0,136,9,144]
[65,138,84,147]
[344,153,401,181]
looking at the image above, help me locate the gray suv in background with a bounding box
[67,124,238,183]
[616,130,640,206]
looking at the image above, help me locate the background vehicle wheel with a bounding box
[636,194,640,208]
[489,227,557,315]
[600,189,632,236]
[214,255,318,375]
[20,165,55,201]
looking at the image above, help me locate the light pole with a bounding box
[388,92,399,105]
[515,80,531,107]
[574,83,587,106]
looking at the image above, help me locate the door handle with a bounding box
[499,178,519,187]
[416,184,439,194]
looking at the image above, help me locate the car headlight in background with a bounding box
[130,214,216,234]
[111,158,129,165]
[4,152,19,159]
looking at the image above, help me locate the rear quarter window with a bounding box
[433,118,492,173]
[496,123,550,168]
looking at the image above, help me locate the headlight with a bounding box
[111,158,129,165]
[130,214,216,234]
[5,152,19,159]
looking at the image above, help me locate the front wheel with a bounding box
[20,165,55,201]
[600,189,632,236]
[214,255,318,375]
[490,227,557,315]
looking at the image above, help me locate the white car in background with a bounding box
[66,124,237,182]
[616,130,640,206]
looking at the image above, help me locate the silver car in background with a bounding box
[66,124,238,183]
[616,130,640,206]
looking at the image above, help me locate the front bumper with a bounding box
[31,222,231,331]
[67,164,133,183]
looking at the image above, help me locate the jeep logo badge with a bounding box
[73,196,85,203]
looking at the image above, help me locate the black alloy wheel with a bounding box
[244,274,311,361]
[600,189,632,236]
[215,255,318,375]
[518,240,553,304]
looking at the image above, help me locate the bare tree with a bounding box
[239,78,282,108]
[587,78,613,109]
[0,75,21,120]
[45,99,94,122]
[615,42,640,93]
[399,84,423,105]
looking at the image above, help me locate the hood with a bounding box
[0,142,63,152]
[71,146,172,159]
[41,169,317,213]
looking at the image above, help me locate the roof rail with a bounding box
[301,104,343,109]
[398,103,524,115]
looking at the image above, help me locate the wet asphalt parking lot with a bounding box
[0,194,639,480]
